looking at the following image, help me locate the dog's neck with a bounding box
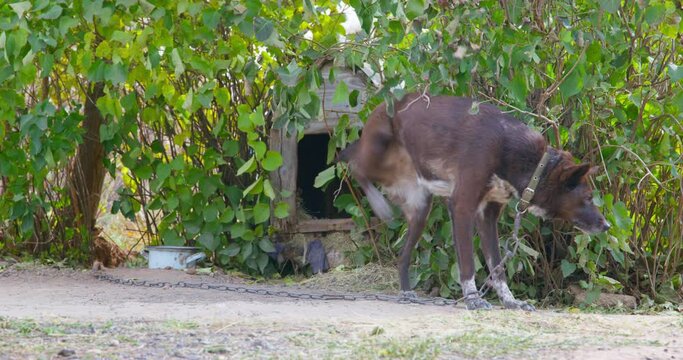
[502,142,559,199]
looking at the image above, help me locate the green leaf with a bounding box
[39,5,63,19]
[518,242,539,259]
[156,163,171,181]
[405,0,425,20]
[166,196,179,211]
[243,177,263,196]
[274,202,289,219]
[170,157,184,170]
[253,202,270,224]
[254,18,274,42]
[221,243,241,257]
[303,0,316,16]
[349,90,360,107]
[106,63,128,85]
[198,232,219,251]
[332,81,349,105]
[510,73,528,104]
[199,177,218,198]
[584,286,601,304]
[204,204,219,222]
[314,165,336,188]
[219,206,235,224]
[262,151,282,171]
[598,0,619,13]
[276,61,302,87]
[215,87,231,108]
[237,156,256,176]
[262,179,275,199]
[136,165,153,180]
[10,2,32,18]
[668,63,683,82]
[161,229,184,246]
[256,252,269,272]
[258,237,276,253]
[559,66,584,99]
[644,5,665,25]
[230,223,246,238]
[171,48,185,77]
[612,201,632,230]
[561,259,577,278]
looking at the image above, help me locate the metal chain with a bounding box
[93,272,458,306]
[471,210,525,300]
[92,211,525,307]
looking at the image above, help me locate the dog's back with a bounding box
[341,94,545,216]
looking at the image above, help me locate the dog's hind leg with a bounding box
[477,202,535,311]
[397,192,432,295]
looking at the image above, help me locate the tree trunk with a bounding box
[67,82,106,254]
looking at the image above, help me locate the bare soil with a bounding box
[0,265,680,360]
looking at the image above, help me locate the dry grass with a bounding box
[297,263,399,293]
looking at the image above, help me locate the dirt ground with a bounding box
[0,265,681,360]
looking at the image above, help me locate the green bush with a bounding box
[0,0,680,303]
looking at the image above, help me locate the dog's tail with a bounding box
[336,141,394,223]
[360,181,394,223]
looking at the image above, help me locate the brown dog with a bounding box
[339,94,610,310]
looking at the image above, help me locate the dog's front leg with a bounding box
[449,195,492,310]
[398,193,432,296]
[477,202,535,311]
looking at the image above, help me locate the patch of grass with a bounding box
[0,318,40,336]
[445,330,534,358]
[162,320,200,330]
[205,345,229,354]
[349,336,442,359]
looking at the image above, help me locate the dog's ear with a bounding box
[588,165,600,176]
[561,163,591,188]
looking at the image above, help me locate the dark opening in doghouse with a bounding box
[297,134,349,219]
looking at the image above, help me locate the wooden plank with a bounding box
[294,219,357,233]
[292,217,381,233]
[268,127,298,232]
[318,66,367,118]
[303,119,338,135]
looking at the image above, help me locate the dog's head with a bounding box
[532,153,610,234]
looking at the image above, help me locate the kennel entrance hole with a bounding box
[296,134,349,219]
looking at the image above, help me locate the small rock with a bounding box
[252,339,270,350]
[58,349,75,357]
[305,239,329,274]
[109,339,120,347]
[568,285,637,309]
[91,260,104,271]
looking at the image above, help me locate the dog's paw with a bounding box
[399,290,418,299]
[503,299,536,311]
[465,297,493,310]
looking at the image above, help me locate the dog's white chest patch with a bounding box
[477,175,518,216]
[417,177,454,197]
[528,205,548,219]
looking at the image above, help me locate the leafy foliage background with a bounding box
[0,0,681,305]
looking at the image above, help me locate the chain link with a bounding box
[92,272,459,306]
